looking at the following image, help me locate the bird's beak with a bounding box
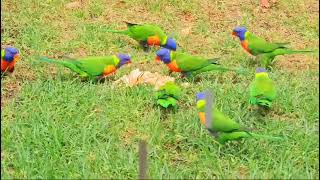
[127,60,132,64]
[155,56,161,62]
[232,31,237,36]
[14,54,21,61]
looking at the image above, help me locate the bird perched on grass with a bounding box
[155,48,246,77]
[249,68,276,109]
[232,26,316,68]
[39,54,131,81]
[1,47,20,76]
[196,91,283,144]
[104,22,177,51]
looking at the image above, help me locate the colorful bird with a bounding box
[155,48,245,77]
[39,54,131,80]
[249,68,276,108]
[196,91,283,144]
[104,22,177,51]
[1,47,20,75]
[232,26,316,68]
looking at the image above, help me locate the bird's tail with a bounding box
[273,48,317,56]
[247,132,285,141]
[39,57,88,77]
[216,131,284,144]
[39,57,68,65]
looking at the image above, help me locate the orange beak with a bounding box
[127,60,132,64]
[155,56,161,62]
[14,54,21,61]
[232,31,237,36]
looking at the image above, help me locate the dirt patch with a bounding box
[1,80,21,108]
[275,55,319,72]
[121,128,138,146]
[238,165,249,177]
[65,1,84,10]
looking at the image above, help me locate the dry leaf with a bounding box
[261,0,270,8]
[65,1,82,9]
[114,69,175,90]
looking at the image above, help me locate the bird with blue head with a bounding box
[104,22,177,52]
[1,46,20,75]
[232,26,248,41]
[232,26,316,69]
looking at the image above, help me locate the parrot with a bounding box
[155,81,181,110]
[1,47,20,76]
[155,48,246,77]
[232,26,316,68]
[196,91,283,144]
[39,54,131,80]
[103,22,177,51]
[249,67,276,108]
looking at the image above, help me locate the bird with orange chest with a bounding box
[1,47,20,75]
[155,48,243,78]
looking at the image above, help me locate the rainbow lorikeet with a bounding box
[249,68,276,108]
[196,91,283,144]
[232,26,316,68]
[1,47,20,75]
[39,54,131,80]
[104,22,177,51]
[155,48,245,77]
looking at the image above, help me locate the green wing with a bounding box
[174,52,217,72]
[246,32,288,55]
[211,108,242,133]
[74,56,119,77]
[127,24,167,44]
[249,77,276,106]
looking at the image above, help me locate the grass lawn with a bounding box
[1,0,319,179]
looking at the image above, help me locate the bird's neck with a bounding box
[166,60,181,72]
[239,31,248,42]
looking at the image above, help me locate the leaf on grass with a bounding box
[114,69,175,90]
[156,97,177,109]
[158,82,182,100]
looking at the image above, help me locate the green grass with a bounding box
[1,0,319,179]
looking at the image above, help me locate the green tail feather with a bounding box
[248,132,284,141]
[39,57,66,65]
[217,131,284,144]
[39,57,89,77]
[273,48,317,56]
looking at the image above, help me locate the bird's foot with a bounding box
[96,75,107,83]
